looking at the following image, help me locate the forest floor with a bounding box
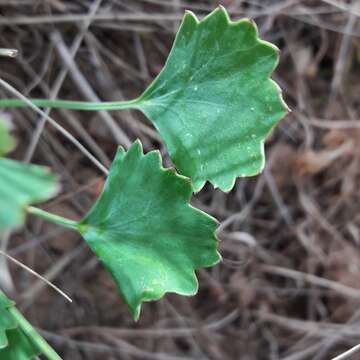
[1,1,360,359]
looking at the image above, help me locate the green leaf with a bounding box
[0,158,59,230]
[0,7,288,191]
[0,292,17,349]
[136,6,289,191]
[79,141,220,320]
[0,328,40,360]
[0,119,15,156]
[0,292,40,360]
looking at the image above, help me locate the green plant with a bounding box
[0,290,61,360]
[0,123,61,359]
[0,6,288,359]
[0,120,15,156]
[29,141,220,320]
[0,156,58,230]
[1,7,288,192]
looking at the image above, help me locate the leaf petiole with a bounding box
[7,303,62,360]
[27,206,79,230]
[0,98,141,111]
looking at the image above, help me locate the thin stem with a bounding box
[0,78,109,175]
[7,305,63,360]
[0,250,72,303]
[27,206,79,230]
[0,97,141,111]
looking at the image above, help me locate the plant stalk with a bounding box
[0,98,141,111]
[7,305,62,360]
[27,206,79,230]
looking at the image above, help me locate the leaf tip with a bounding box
[130,303,141,322]
[191,179,206,193]
[115,145,126,154]
[183,9,198,24]
[206,5,229,23]
[215,4,227,16]
[283,98,292,114]
[132,138,144,153]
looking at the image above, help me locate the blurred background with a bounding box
[0,0,360,359]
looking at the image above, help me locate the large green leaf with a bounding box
[0,7,288,191]
[0,158,58,230]
[0,119,15,156]
[136,6,289,191]
[0,292,40,360]
[79,141,220,320]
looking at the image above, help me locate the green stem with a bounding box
[7,305,62,360]
[0,97,141,111]
[27,206,79,230]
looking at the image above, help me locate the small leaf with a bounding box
[79,141,220,320]
[0,292,16,349]
[0,328,40,360]
[0,158,59,230]
[137,6,289,191]
[0,119,15,156]
[0,292,40,360]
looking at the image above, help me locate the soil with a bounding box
[1,1,360,359]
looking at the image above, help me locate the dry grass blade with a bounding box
[332,344,360,360]
[0,249,72,303]
[1,0,360,358]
